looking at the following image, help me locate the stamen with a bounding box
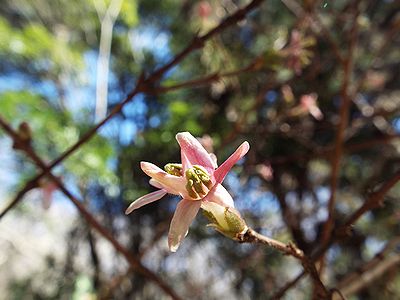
[185,165,212,199]
[193,165,212,189]
[186,179,198,198]
[164,163,183,176]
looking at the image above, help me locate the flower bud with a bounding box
[201,201,248,240]
[13,121,32,150]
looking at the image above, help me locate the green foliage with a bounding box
[120,0,139,27]
[0,17,84,74]
[0,90,115,185]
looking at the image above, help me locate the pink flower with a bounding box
[125,132,250,252]
[300,93,323,120]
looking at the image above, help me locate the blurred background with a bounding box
[0,0,399,299]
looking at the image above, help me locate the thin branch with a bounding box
[239,228,304,258]
[154,57,262,94]
[341,171,400,229]
[0,179,38,219]
[149,0,265,82]
[155,73,222,93]
[320,3,359,258]
[238,228,330,299]
[331,289,347,300]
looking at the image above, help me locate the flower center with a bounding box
[185,165,213,199]
[164,163,213,199]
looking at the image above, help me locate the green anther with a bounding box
[201,176,213,189]
[193,165,208,176]
[185,166,212,198]
[185,169,199,198]
[192,179,206,196]
[193,165,212,189]
[185,179,198,198]
[164,163,183,176]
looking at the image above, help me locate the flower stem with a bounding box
[238,228,330,299]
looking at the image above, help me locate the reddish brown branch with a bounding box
[341,171,400,229]
[154,59,261,94]
[155,73,222,93]
[239,228,330,299]
[0,177,39,219]
[149,0,264,81]
[320,4,359,259]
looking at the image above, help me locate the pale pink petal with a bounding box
[309,106,323,120]
[202,183,234,208]
[141,162,189,197]
[125,189,167,214]
[201,201,229,227]
[214,141,250,184]
[201,200,243,230]
[149,179,180,195]
[181,151,193,173]
[209,153,218,168]
[149,179,164,189]
[300,93,323,119]
[176,132,215,172]
[168,199,201,252]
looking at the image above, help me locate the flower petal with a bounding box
[201,201,229,228]
[125,189,167,214]
[180,151,193,173]
[149,179,181,195]
[176,132,216,172]
[202,183,234,208]
[201,201,247,238]
[141,162,189,197]
[214,141,249,184]
[168,199,201,252]
[149,179,164,189]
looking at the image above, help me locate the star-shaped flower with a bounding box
[126,132,249,252]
